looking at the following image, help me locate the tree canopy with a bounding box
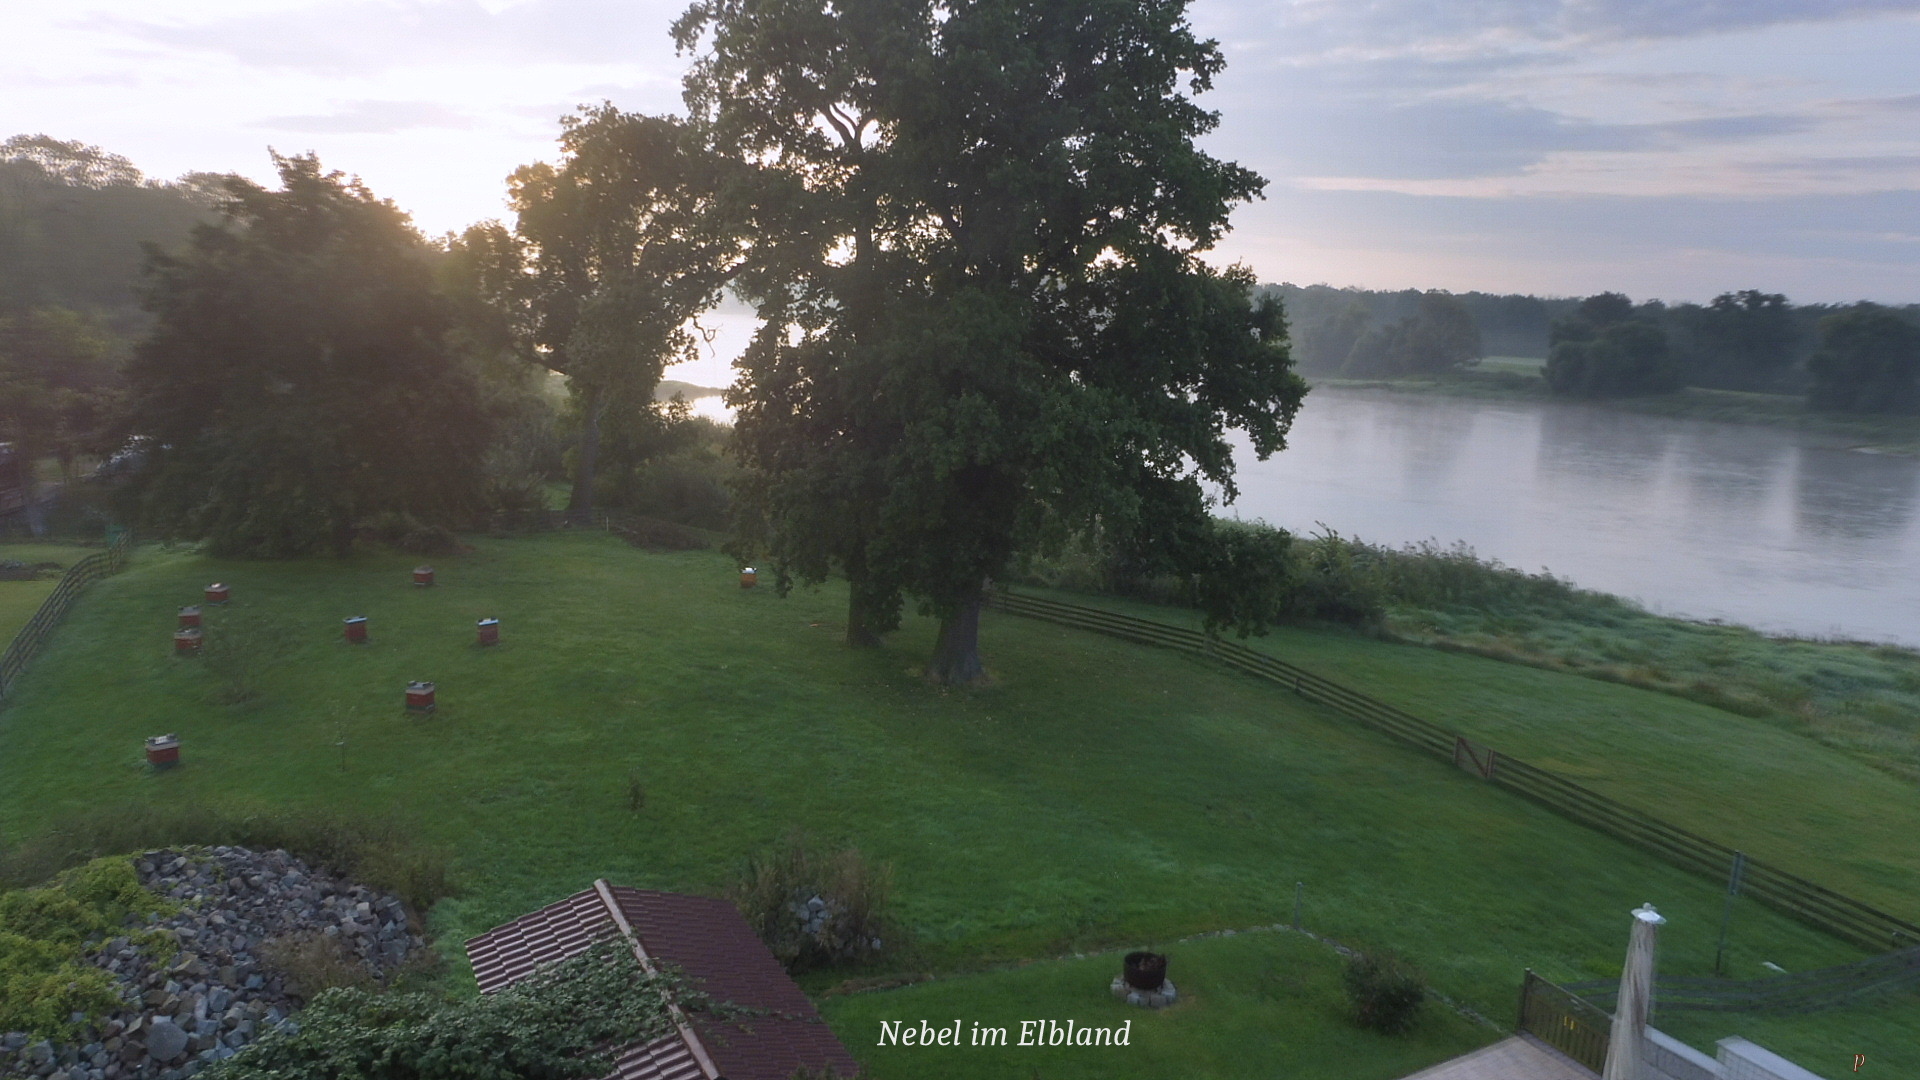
[1544,293,1680,399]
[126,154,491,556]
[1340,290,1481,376]
[1806,304,1920,414]
[682,0,1306,680]
[460,106,740,518]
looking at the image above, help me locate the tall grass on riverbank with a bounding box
[1017,527,1920,782]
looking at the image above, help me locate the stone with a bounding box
[144,1021,189,1063]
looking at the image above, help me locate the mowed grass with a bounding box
[820,931,1491,1080]
[0,542,103,640]
[1017,587,1920,926]
[0,532,1910,1076]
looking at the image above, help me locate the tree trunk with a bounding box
[844,544,884,648]
[846,589,885,649]
[925,595,987,685]
[567,385,604,519]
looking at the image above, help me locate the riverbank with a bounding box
[1019,531,1920,785]
[1313,363,1920,454]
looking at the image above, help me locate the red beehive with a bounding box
[343,615,369,644]
[405,680,437,714]
[177,605,202,628]
[145,734,181,767]
[740,566,757,589]
[476,617,499,646]
[173,627,202,654]
[205,583,230,605]
[413,565,435,587]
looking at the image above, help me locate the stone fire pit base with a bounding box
[1111,975,1178,1009]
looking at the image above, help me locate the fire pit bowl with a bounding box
[1123,951,1168,991]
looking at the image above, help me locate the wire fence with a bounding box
[987,588,1920,958]
[0,530,135,701]
[1565,946,1920,1014]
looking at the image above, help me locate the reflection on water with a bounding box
[1226,387,1920,644]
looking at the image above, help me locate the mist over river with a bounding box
[1225,388,1920,645]
[674,316,1920,644]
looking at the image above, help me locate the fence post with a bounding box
[1517,969,1535,1032]
[1714,850,1748,975]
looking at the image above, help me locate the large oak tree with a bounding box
[681,0,1306,682]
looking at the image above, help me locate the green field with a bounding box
[1,532,1914,1076]
[0,542,101,641]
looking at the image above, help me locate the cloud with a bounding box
[88,0,686,75]
[1211,0,1920,66]
[255,100,476,134]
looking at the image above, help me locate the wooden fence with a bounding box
[987,588,1920,956]
[0,531,134,701]
[1517,970,1612,1072]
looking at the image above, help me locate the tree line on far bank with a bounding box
[1278,281,1920,412]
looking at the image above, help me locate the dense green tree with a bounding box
[0,306,125,484]
[1806,304,1920,414]
[1670,289,1797,392]
[126,154,492,556]
[683,0,1307,681]
[468,106,740,519]
[1544,293,1679,399]
[1340,290,1481,376]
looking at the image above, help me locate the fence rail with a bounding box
[1517,970,1611,1072]
[0,531,134,701]
[987,588,1920,958]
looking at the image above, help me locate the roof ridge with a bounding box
[593,879,724,1080]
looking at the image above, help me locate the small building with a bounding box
[465,880,861,1080]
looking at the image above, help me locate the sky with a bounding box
[4,0,1919,305]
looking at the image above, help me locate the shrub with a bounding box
[204,942,705,1080]
[0,802,455,912]
[729,834,893,972]
[258,932,381,1001]
[198,609,296,707]
[359,511,458,555]
[1343,948,1427,1034]
[0,857,179,1038]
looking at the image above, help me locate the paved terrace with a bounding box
[1399,1035,1599,1080]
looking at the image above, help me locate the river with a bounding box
[670,317,1920,644]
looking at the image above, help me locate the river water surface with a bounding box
[673,318,1920,644]
[1225,388,1920,645]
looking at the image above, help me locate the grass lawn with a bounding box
[0,541,104,641]
[1014,588,1920,925]
[820,930,1492,1080]
[0,532,1911,1076]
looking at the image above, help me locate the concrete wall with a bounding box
[1716,1037,1833,1080]
[1644,1027,1719,1080]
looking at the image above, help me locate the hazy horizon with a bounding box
[7,0,1919,305]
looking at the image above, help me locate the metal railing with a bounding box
[1518,970,1611,1072]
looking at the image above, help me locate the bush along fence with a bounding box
[0,529,134,701]
[987,588,1920,964]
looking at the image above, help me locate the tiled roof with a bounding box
[464,882,860,1080]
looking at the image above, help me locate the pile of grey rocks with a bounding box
[0,846,428,1080]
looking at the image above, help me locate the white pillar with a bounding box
[1603,903,1666,1080]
